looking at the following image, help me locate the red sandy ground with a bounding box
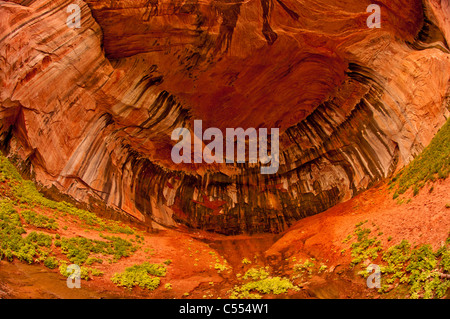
[267,178,450,265]
[0,177,449,299]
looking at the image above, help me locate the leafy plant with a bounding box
[347,221,450,299]
[0,200,54,265]
[163,259,172,265]
[58,262,103,281]
[21,210,58,230]
[44,256,59,269]
[243,267,269,280]
[214,262,229,273]
[111,262,166,290]
[241,257,252,265]
[59,235,136,265]
[229,269,297,299]
[293,259,316,275]
[318,264,328,273]
[0,155,134,235]
[390,118,450,198]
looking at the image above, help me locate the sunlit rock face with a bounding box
[1,0,449,234]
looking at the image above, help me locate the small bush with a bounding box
[0,155,134,235]
[59,235,136,265]
[241,257,252,265]
[58,262,102,281]
[214,263,229,273]
[243,267,269,280]
[125,262,167,277]
[111,262,166,290]
[21,210,58,230]
[347,221,450,299]
[44,256,59,269]
[229,276,297,298]
[390,118,450,198]
[293,259,316,274]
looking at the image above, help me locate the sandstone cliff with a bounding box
[1,0,449,234]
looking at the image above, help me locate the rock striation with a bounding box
[1,0,449,234]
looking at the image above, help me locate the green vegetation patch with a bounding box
[0,155,134,235]
[241,257,252,265]
[21,210,58,230]
[0,156,133,283]
[348,221,450,299]
[243,267,270,280]
[111,262,166,290]
[292,257,328,280]
[214,262,229,273]
[58,234,137,265]
[0,199,53,264]
[389,118,450,198]
[349,221,382,266]
[293,259,316,275]
[59,261,104,281]
[229,267,298,299]
[43,256,59,269]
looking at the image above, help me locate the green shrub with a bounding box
[21,210,58,230]
[44,256,59,269]
[241,257,252,265]
[293,259,316,274]
[58,261,103,280]
[86,257,103,265]
[214,263,229,273]
[229,276,297,298]
[0,200,53,265]
[3,248,14,261]
[347,223,382,267]
[59,235,136,265]
[0,155,134,235]
[90,268,104,277]
[348,221,450,299]
[243,267,269,280]
[163,259,172,265]
[243,277,296,295]
[124,262,167,277]
[229,264,298,299]
[111,262,165,290]
[58,262,71,277]
[318,264,328,273]
[390,118,450,198]
[15,243,38,264]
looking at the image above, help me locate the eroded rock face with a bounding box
[1,0,449,234]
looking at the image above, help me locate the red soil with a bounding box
[266,178,450,267]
